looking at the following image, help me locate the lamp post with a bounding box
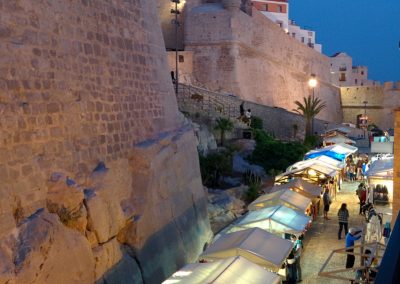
[308,74,318,134]
[170,0,181,94]
[362,100,368,139]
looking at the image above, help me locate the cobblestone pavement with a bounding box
[300,181,367,283]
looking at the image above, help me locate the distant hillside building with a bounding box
[252,0,322,52]
[329,52,377,86]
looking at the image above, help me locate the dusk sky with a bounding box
[290,0,400,83]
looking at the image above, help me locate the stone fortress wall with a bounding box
[341,82,400,130]
[0,0,211,283]
[182,1,343,123]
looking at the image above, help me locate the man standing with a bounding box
[291,235,303,282]
[323,188,331,220]
[345,228,362,268]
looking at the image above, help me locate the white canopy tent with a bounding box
[249,188,311,213]
[304,143,358,161]
[202,228,293,271]
[275,161,339,184]
[271,178,322,200]
[323,135,356,146]
[163,256,281,284]
[366,158,393,178]
[222,205,311,237]
[288,157,343,172]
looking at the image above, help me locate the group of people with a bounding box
[239,102,252,126]
[344,154,369,182]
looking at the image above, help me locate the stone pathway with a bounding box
[300,181,366,283]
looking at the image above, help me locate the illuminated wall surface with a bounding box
[0,1,211,283]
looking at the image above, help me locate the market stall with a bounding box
[288,156,344,172]
[270,178,322,220]
[201,228,293,272]
[221,205,311,237]
[163,256,281,284]
[248,188,312,214]
[366,158,393,205]
[274,161,339,185]
[323,134,356,147]
[304,143,358,162]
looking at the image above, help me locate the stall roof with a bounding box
[202,228,293,270]
[271,178,322,199]
[323,135,356,146]
[366,158,393,178]
[275,162,338,184]
[249,189,311,212]
[163,256,281,284]
[288,157,343,172]
[224,205,311,236]
[304,143,358,161]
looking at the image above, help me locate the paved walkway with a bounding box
[300,181,366,283]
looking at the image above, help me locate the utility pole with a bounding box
[171,0,181,95]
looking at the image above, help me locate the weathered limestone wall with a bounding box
[184,4,342,123]
[341,83,400,130]
[0,0,211,283]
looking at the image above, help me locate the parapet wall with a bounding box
[184,4,342,123]
[0,1,211,283]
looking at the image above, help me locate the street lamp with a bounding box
[171,0,181,95]
[362,100,368,138]
[308,74,318,134]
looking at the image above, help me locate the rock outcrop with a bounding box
[0,0,212,283]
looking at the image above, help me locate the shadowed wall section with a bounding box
[0,0,211,283]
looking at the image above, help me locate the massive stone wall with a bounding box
[341,83,400,130]
[0,0,211,283]
[184,3,342,123]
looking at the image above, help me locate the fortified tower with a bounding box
[0,1,211,283]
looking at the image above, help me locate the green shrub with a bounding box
[199,149,235,187]
[304,135,319,148]
[243,170,262,202]
[250,129,309,173]
[250,116,263,130]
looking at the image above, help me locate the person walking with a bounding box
[345,227,362,268]
[323,188,331,220]
[291,235,303,282]
[356,184,367,215]
[337,203,349,240]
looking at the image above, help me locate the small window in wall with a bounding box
[179,55,184,63]
[292,33,296,38]
[277,5,282,12]
[361,71,364,75]
[361,82,364,86]
[301,37,305,43]
[355,79,358,84]
[339,73,346,81]
[308,38,312,44]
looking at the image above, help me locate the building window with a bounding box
[355,79,358,84]
[308,31,313,36]
[292,33,296,38]
[179,55,184,63]
[361,71,364,75]
[301,37,305,43]
[339,73,346,81]
[308,38,312,44]
[277,5,282,12]
[262,4,268,11]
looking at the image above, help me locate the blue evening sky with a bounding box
[290,0,400,83]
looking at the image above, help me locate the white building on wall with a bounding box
[288,20,322,53]
[252,0,322,52]
[330,52,377,86]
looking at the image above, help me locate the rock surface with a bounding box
[0,0,212,283]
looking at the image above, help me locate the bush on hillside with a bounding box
[250,116,263,130]
[250,129,309,174]
[199,148,235,188]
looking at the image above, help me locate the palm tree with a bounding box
[214,117,234,146]
[293,95,326,139]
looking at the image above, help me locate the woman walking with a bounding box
[337,203,349,240]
